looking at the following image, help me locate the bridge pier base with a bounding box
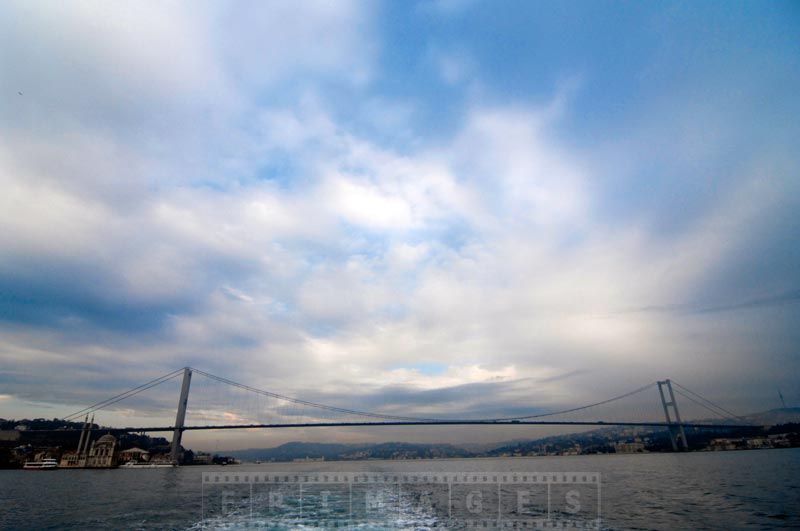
[170,367,192,463]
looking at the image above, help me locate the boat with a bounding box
[23,458,59,470]
[120,460,177,468]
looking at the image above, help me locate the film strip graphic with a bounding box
[201,471,601,530]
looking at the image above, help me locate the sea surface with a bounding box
[1,449,798,531]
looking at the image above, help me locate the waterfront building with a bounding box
[614,440,646,453]
[60,416,92,468]
[60,451,86,468]
[59,415,120,468]
[85,434,119,468]
[118,447,149,463]
[192,452,213,465]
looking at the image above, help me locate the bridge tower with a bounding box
[658,379,688,451]
[170,367,192,463]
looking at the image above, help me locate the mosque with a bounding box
[59,416,119,468]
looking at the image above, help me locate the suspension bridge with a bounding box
[41,367,759,462]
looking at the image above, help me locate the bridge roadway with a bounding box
[28,419,757,434]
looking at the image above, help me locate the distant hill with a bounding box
[228,441,472,462]
[229,442,367,462]
[451,439,531,453]
[743,407,800,426]
[223,409,800,461]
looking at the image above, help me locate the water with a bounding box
[1,449,798,530]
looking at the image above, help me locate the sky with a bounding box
[1,0,799,450]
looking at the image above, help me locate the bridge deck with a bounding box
[29,420,758,433]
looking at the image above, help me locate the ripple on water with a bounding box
[2,451,800,531]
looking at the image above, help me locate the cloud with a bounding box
[214,0,375,88]
[0,1,797,448]
[3,95,797,428]
[427,46,476,85]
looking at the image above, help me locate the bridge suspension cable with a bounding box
[670,380,746,424]
[190,368,445,422]
[191,368,660,423]
[63,368,185,421]
[485,381,659,421]
[59,367,747,429]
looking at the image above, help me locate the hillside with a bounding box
[224,409,800,461]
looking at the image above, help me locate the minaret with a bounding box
[81,414,95,456]
[76,414,89,455]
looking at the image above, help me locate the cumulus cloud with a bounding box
[0,1,797,447]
